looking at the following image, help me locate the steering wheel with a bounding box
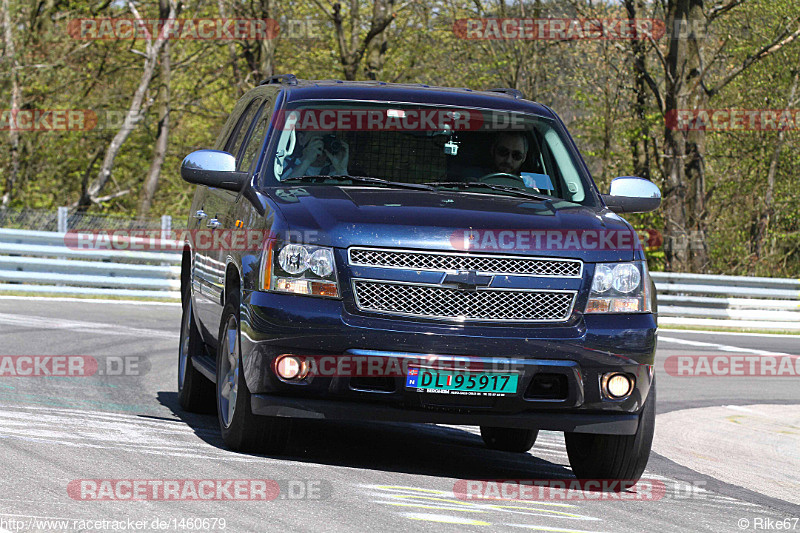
[477,172,528,187]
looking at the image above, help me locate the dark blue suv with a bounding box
[177,75,661,482]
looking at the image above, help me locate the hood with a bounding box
[265,186,637,261]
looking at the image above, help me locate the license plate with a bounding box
[406,367,518,395]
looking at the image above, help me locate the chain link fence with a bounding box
[0,208,60,232]
[0,207,185,232]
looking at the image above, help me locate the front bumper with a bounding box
[240,290,657,435]
[251,394,640,434]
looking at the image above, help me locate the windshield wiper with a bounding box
[282,175,435,191]
[424,181,550,201]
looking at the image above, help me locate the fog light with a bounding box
[603,373,634,399]
[275,355,307,380]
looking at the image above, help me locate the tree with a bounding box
[637,0,800,272]
[312,0,406,80]
[751,56,799,259]
[137,0,175,221]
[1,0,21,208]
[77,0,177,210]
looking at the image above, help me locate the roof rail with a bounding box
[259,74,298,86]
[486,87,524,99]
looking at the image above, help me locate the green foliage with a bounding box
[0,0,798,275]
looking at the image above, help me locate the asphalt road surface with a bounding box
[0,297,797,533]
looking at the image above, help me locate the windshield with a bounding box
[264,101,595,205]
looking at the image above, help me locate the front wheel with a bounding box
[216,299,291,454]
[565,379,656,483]
[480,426,538,453]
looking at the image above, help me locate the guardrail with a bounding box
[652,272,800,330]
[1,227,798,329]
[0,228,181,300]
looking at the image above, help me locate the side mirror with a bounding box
[601,177,661,214]
[180,150,249,192]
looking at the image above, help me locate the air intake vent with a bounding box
[349,377,395,392]
[349,248,582,277]
[353,280,575,322]
[524,373,568,400]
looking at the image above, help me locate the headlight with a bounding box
[591,264,614,292]
[585,261,651,313]
[261,241,340,298]
[278,244,309,275]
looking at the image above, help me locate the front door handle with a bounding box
[206,218,221,229]
[194,210,208,219]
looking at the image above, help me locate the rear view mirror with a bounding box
[180,150,249,192]
[601,177,661,214]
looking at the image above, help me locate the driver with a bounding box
[490,132,528,175]
[477,131,541,192]
[283,131,349,179]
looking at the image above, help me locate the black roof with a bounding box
[259,76,554,118]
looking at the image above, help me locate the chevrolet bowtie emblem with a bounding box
[442,270,493,291]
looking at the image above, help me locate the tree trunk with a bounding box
[217,0,243,92]
[77,0,176,210]
[1,0,20,208]
[654,0,800,272]
[237,0,276,82]
[661,0,709,272]
[752,62,799,259]
[625,0,652,181]
[661,0,695,272]
[257,0,275,80]
[326,0,397,81]
[683,1,710,273]
[364,0,393,79]
[137,0,172,222]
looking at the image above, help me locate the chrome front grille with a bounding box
[352,280,575,322]
[348,248,582,277]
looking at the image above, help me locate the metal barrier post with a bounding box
[161,215,172,265]
[57,206,68,233]
[56,206,69,267]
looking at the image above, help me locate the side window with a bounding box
[541,126,584,202]
[213,98,249,151]
[224,99,261,160]
[238,101,273,172]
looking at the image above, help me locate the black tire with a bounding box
[480,426,538,453]
[178,295,215,413]
[216,297,291,454]
[565,379,656,483]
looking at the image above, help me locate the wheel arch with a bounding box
[181,244,192,301]
[224,258,242,308]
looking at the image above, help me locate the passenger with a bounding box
[284,132,349,178]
